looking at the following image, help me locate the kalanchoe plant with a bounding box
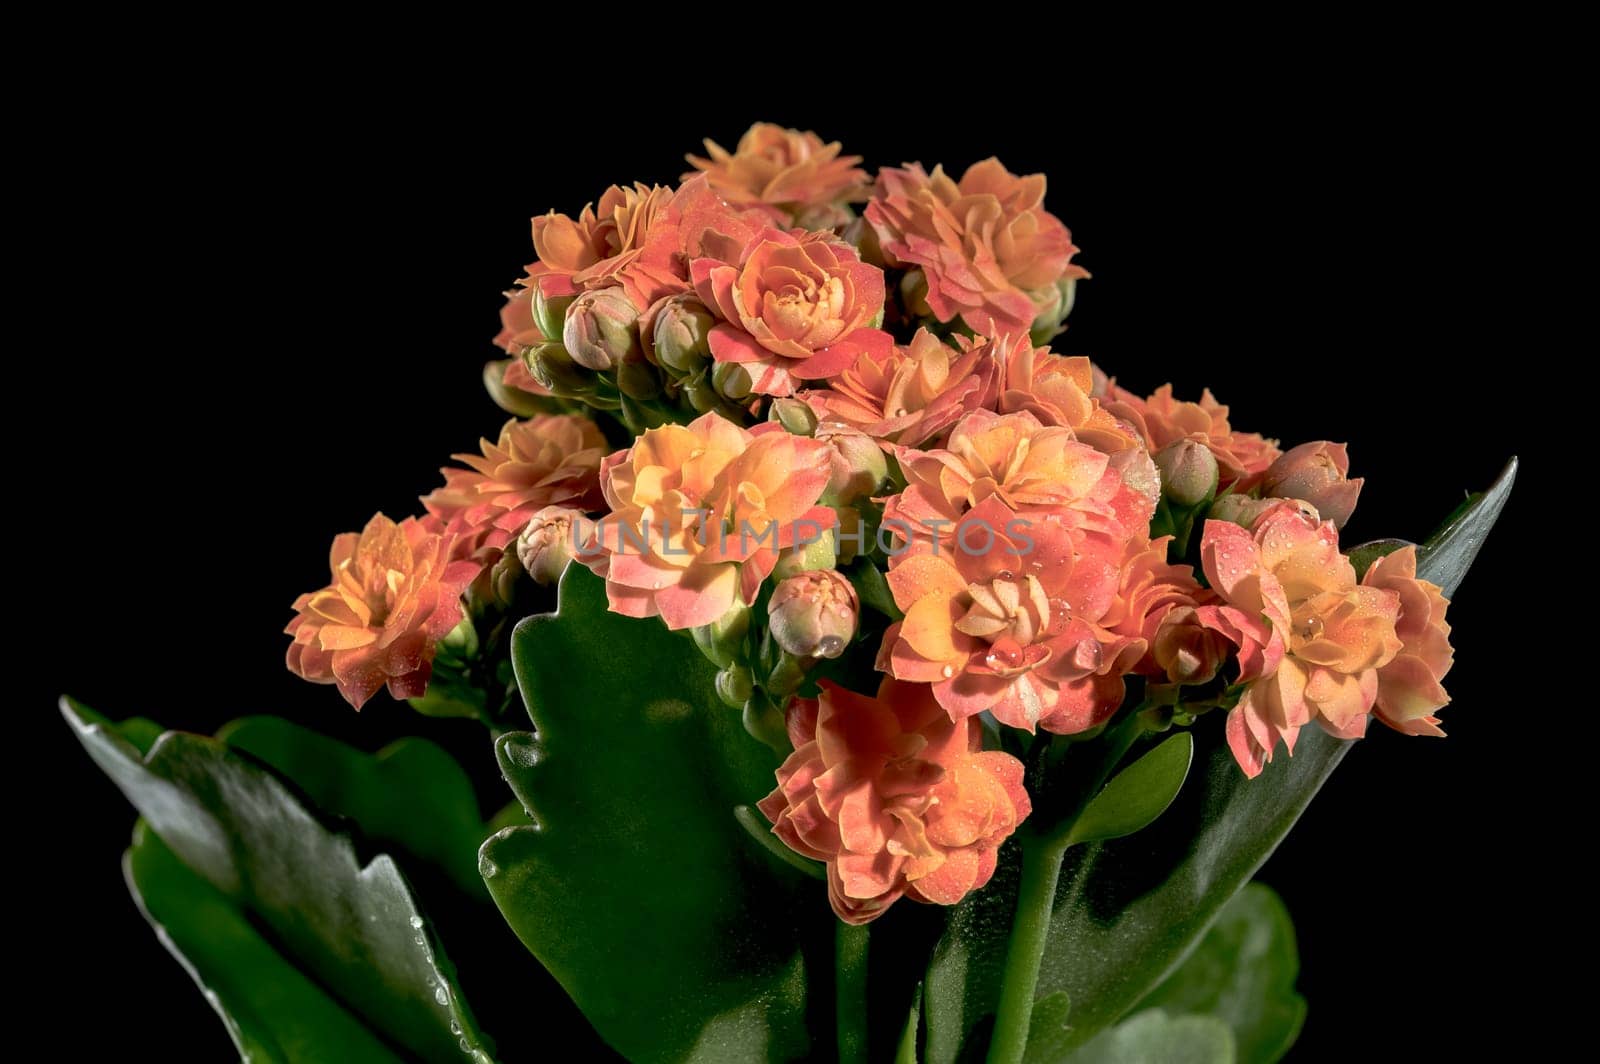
[65,122,1515,1063]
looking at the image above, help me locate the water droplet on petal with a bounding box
[941,665,955,679]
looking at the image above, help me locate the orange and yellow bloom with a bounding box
[286,514,481,709]
[684,123,869,226]
[423,415,607,555]
[581,413,835,629]
[758,679,1030,924]
[866,158,1086,337]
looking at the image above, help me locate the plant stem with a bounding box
[988,711,1151,1063]
[985,831,1067,1064]
[836,920,870,1064]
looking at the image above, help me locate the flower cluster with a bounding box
[287,123,1459,929]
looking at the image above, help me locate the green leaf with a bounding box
[124,821,405,1063]
[217,716,493,897]
[1065,1011,1235,1064]
[1066,733,1193,847]
[1135,884,1304,1063]
[924,459,1516,1061]
[481,565,819,1063]
[62,698,493,1062]
[848,555,903,620]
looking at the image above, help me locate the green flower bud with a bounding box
[712,360,753,401]
[691,602,751,669]
[1208,493,1282,529]
[483,359,545,417]
[716,664,754,709]
[768,569,858,659]
[769,397,819,436]
[532,287,574,341]
[772,527,839,580]
[525,342,594,396]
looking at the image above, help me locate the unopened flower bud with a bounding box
[563,288,642,371]
[1208,494,1286,529]
[526,342,593,396]
[516,506,595,586]
[1262,441,1364,529]
[616,358,662,400]
[1028,282,1068,344]
[900,269,932,318]
[768,570,858,659]
[692,602,751,669]
[532,287,574,341]
[1152,607,1229,685]
[683,373,720,413]
[712,360,753,400]
[1155,440,1219,508]
[818,426,888,506]
[772,528,839,580]
[792,202,853,232]
[769,397,819,436]
[716,664,754,709]
[650,295,714,375]
[483,359,545,417]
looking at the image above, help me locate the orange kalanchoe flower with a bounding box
[878,498,1139,734]
[883,409,1156,550]
[691,226,891,397]
[866,159,1086,337]
[803,328,996,447]
[286,514,481,709]
[1361,546,1454,736]
[1206,503,1407,776]
[523,182,682,306]
[422,415,607,554]
[758,679,1030,925]
[1105,383,1281,489]
[581,413,835,629]
[990,337,1140,455]
[684,123,869,226]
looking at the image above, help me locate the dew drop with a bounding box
[451,1020,462,1036]
[479,853,499,878]
[435,985,451,1006]
[941,665,955,678]
[409,916,425,930]
[460,1037,472,1053]
[414,935,426,945]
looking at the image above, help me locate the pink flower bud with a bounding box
[768,569,858,659]
[818,425,888,505]
[515,506,595,586]
[563,288,642,371]
[1261,441,1364,529]
[648,294,714,374]
[1155,439,1219,507]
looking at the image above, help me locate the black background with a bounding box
[29,70,1563,1062]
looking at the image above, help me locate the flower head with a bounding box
[866,159,1086,336]
[1207,503,1405,776]
[684,124,869,224]
[883,409,1156,551]
[582,413,835,629]
[878,497,1136,734]
[286,514,481,708]
[1361,546,1453,736]
[803,328,995,447]
[692,226,891,397]
[1105,384,1280,489]
[422,415,607,554]
[989,337,1139,454]
[757,679,1030,924]
[525,183,681,307]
